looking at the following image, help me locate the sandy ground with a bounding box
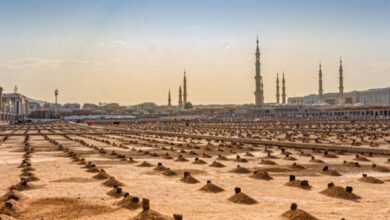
[0,124,389,220]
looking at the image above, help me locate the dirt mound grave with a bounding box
[227,187,257,205]
[154,162,168,172]
[372,163,390,172]
[0,200,23,217]
[180,172,199,184]
[244,151,255,157]
[128,157,138,164]
[321,166,341,176]
[281,203,318,220]
[114,193,141,210]
[217,154,229,161]
[353,154,370,162]
[230,165,251,174]
[0,191,25,203]
[343,161,361,167]
[209,161,225,168]
[132,198,173,220]
[106,185,124,198]
[258,159,277,165]
[10,179,34,191]
[19,172,39,182]
[284,154,297,161]
[103,177,124,187]
[358,173,384,184]
[285,175,311,190]
[320,182,360,200]
[289,163,305,170]
[192,157,207,165]
[93,169,110,180]
[234,155,248,163]
[137,161,154,167]
[250,170,273,180]
[199,180,224,193]
[162,168,177,176]
[309,156,324,164]
[175,155,189,162]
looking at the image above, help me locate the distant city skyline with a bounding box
[0,0,389,105]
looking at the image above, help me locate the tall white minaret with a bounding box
[168,89,172,107]
[0,86,3,112]
[178,86,183,108]
[183,70,187,104]
[282,72,286,104]
[254,36,264,106]
[339,57,344,105]
[318,63,323,104]
[276,72,280,104]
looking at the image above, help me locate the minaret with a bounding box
[178,86,183,108]
[276,72,280,104]
[260,77,264,102]
[168,90,172,107]
[339,57,344,105]
[254,36,264,106]
[282,72,286,104]
[318,63,323,104]
[183,70,187,104]
[0,86,3,112]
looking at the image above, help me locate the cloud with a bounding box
[100,40,144,49]
[183,25,204,31]
[0,58,101,73]
[364,61,390,71]
[13,59,99,66]
[20,59,98,67]
[218,41,231,52]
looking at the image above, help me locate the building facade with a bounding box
[357,88,390,105]
[1,92,30,121]
[288,87,390,106]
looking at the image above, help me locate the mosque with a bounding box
[253,37,389,107]
[167,70,190,109]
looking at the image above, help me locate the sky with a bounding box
[0,0,389,105]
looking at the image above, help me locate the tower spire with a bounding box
[0,86,3,112]
[318,62,323,104]
[183,70,187,104]
[282,72,286,104]
[339,57,344,105]
[276,72,280,104]
[168,89,172,107]
[178,86,183,108]
[254,35,264,106]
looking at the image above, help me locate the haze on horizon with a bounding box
[0,0,389,105]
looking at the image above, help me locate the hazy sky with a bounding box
[0,0,389,105]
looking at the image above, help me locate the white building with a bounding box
[1,92,30,120]
[288,87,390,106]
